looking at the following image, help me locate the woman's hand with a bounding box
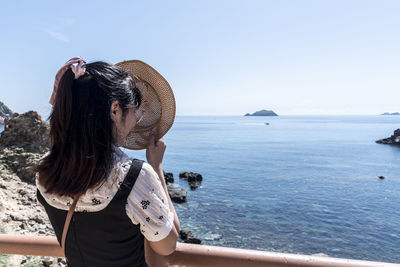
[146,135,166,170]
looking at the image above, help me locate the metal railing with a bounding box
[0,234,399,267]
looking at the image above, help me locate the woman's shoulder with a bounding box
[36,147,139,211]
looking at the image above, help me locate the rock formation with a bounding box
[244,109,278,116]
[179,171,203,182]
[167,187,187,203]
[0,111,50,154]
[376,129,400,146]
[0,155,63,266]
[179,229,201,244]
[0,111,50,183]
[179,171,203,190]
[163,171,174,184]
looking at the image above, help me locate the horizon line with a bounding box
[175,113,395,117]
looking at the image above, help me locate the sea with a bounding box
[2,115,399,263]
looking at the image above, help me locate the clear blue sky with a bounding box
[0,0,399,118]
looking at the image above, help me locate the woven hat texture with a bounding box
[116,60,176,150]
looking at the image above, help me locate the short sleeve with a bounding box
[125,162,174,242]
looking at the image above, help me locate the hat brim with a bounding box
[116,60,176,150]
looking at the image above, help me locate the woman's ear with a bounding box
[110,101,121,122]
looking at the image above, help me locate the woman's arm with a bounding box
[145,239,168,267]
[152,164,180,232]
[145,135,180,256]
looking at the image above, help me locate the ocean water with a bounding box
[2,116,400,263]
[125,115,400,263]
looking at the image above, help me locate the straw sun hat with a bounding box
[116,60,176,150]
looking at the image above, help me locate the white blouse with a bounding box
[35,146,174,242]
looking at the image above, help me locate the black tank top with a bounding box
[37,159,148,267]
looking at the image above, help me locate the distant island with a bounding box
[244,109,278,116]
[0,100,14,124]
[381,112,400,115]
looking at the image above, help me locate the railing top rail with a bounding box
[0,234,398,267]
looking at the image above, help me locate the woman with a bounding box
[35,57,180,266]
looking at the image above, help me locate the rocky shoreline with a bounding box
[376,129,400,146]
[0,110,203,266]
[0,163,63,266]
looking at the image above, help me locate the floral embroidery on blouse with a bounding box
[92,198,101,205]
[141,200,150,209]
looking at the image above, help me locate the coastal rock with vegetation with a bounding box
[0,111,50,183]
[376,129,400,145]
[244,109,278,116]
[0,147,44,183]
[0,111,50,154]
[0,100,14,124]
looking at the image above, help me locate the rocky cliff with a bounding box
[376,129,400,146]
[0,111,59,266]
[0,111,50,183]
[0,101,14,124]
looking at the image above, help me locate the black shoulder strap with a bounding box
[119,159,144,194]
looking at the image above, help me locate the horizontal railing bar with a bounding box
[0,234,64,257]
[170,243,400,267]
[0,234,398,267]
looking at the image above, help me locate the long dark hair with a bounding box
[35,61,141,197]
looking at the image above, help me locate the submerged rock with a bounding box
[189,182,199,191]
[179,229,201,244]
[376,129,400,146]
[179,172,203,182]
[180,171,203,190]
[168,187,187,203]
[163,171,174,184]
